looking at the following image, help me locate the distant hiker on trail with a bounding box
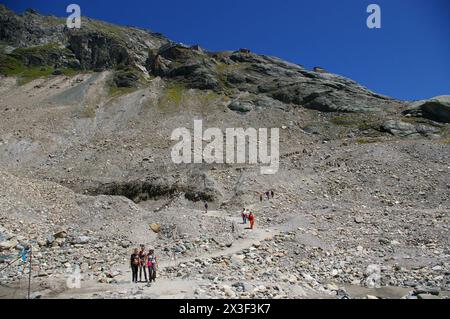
[265,191,270,200]
[146,249,158,284]
[130,248,140,283]
[138,244,148,282]
[271,190,274,198]
[259,193,263,202]
[204,202,208,214]
[241,208,247,224]
[249,212,255,229]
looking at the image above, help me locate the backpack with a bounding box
[148,255,157,267]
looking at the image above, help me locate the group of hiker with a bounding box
[241,190,276,230]
[260,190,274,202]
[130,245,158,284]
[130,190,276,282]
[241,208,255,229]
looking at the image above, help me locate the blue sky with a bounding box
[2,0,450,101]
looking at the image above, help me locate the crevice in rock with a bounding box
[81,181,180,203]
[65,180,219,204]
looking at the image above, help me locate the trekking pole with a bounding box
[27,248,32,299]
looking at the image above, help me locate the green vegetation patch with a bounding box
[0,54,53,84]
[330,115,381,131]
[0,53,80,84]
[162,83,186,106]
[153,82,189,112]
[12,43,60,56]
[0,43,81,84]
[358,119,380,131]
[17,66,54,85]
[59,68,80,77]
[80,105,97,118]
[0,54,25,76]
[108,85,138,97]
[330,115,357,127]
[400,116,431,125]
[11,43,74,67]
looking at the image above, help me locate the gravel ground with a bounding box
[0,74,448,299]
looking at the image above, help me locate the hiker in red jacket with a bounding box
[249,212,255,230]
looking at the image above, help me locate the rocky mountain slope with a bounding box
[0,6,449,299]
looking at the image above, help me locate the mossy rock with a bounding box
[228,100,254,113]
[113,69,139,88]
[11,44,76,68]
[0,54,24,76]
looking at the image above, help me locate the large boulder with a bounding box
[266,83,392,113]
[113,69,139,87]
[228,100,254,113]
[147,54,171,76]
[404,96,450,123]
[381,120,439,137]
[149,223,161,233]
[53,229,67,239]
[0,239,17,251]
[146,44,220,90]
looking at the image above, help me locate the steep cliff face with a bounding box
[0,5,168,79]
[144,43,402,114]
